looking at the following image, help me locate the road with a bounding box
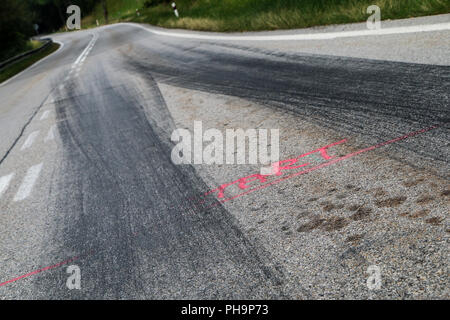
[0,14,448,299]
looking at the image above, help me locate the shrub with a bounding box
[144,0,171,9]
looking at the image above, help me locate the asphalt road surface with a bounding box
[0,15,448,299]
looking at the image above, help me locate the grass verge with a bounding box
[82,0,450,32]
[0,42,60,84]
[27,40,45,51]
[0,39,45,63]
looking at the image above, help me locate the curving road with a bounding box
[0,15,448,299]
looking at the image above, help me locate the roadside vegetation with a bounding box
[0,0,33,62]
[0,42,60,84]
[0,1,95,81]
[1,0,96,61]
[27,40,45,51]
[0,0,448,70]
[83,0,450,32]
[2,40,45,62]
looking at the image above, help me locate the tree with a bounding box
[101,0,108,23]
[0,0,33,61]
[0,0,101,60]
[25,0,98,33]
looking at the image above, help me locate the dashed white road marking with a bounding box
[13,163,43,202]
[21,130,40,150]
[74,33,98,65]
[64,33,97,82]
[45,124,56,142]
[40,110,51,120]
[0,173,14,198]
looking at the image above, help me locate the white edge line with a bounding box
[0,40,65,88]
[120,22,450,41]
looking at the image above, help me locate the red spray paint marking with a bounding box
[0,249,94,288]
[201,124,439,206]
[0,124,439,288]
[204,139,348,199]
[0,256,79,287]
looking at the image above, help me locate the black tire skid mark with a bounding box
[125,39,450,173]
[31,62,285,299]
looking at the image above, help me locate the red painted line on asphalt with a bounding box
[0,124,439,288]
[0,249,95,288]
[0,256,79,287]
[204,124,439,206]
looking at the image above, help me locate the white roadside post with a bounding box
[172,2,179,18]
[33,24,39,36]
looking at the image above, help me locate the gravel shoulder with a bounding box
[159,83,449,299]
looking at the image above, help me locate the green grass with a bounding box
[0,42,60,84]
[26,40,44,51]
[0,39,45,63]
[82,0,450,32]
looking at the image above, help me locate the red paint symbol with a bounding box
[0,124,439,288]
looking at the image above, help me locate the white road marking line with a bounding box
[0,173,14,198]
[122,21,450,41]
[40,110,51,120]
[74,33,97,65]
[67,33,97,80]
[13,163,43,202]
[21,130,40,150]
[74,46,90,65]
[45,124,56,141]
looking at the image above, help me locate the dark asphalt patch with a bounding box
[28,64,284,299]
[125,38,449,177]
